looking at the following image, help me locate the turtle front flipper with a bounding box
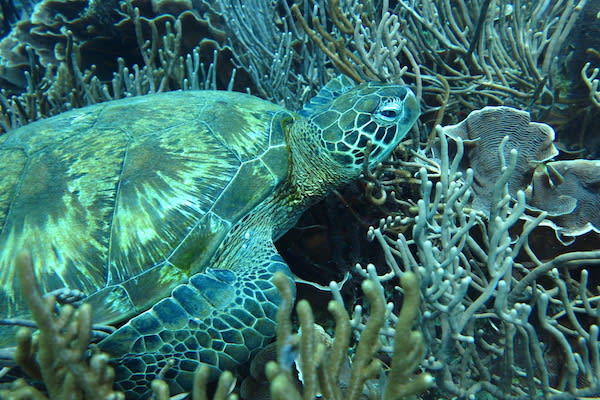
[98,241,293,399]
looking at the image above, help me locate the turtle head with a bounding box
[302,77,420,177]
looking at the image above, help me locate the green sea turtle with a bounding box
[0,76,419,397]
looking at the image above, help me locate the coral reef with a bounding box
[0,255,431,400]
[0,0,244,131]
[363,124,600,398]
[0,252,123,400]
[5,0,597,142]
[266,270,433,400]
[284,0,600,156]
[1,1,600,399]
[434,106,600,243]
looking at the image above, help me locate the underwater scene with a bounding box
[0,0,599,399]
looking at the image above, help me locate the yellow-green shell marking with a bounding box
[0,90,289,337]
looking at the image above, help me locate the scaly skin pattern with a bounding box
[0,78,419,398]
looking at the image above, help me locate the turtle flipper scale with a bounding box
[99,243,293,399]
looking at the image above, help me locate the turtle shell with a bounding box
[0,91,292,346]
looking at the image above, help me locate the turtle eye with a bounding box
[374,99,403,124]
[380,109,398,118]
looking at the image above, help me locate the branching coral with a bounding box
[267,270,433,400]
[0,0,232,83]
[0,252,124,400]
[290,0,420,89]
[394,0,588,119]
[582,61,600,108]
[0,1,240,132]
[0,253,432,400]
[288,0,598,157]
[363,124,600,399]
[0,253,233,399]
[216,0,307,105]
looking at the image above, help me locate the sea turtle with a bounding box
[0,76,419,397]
